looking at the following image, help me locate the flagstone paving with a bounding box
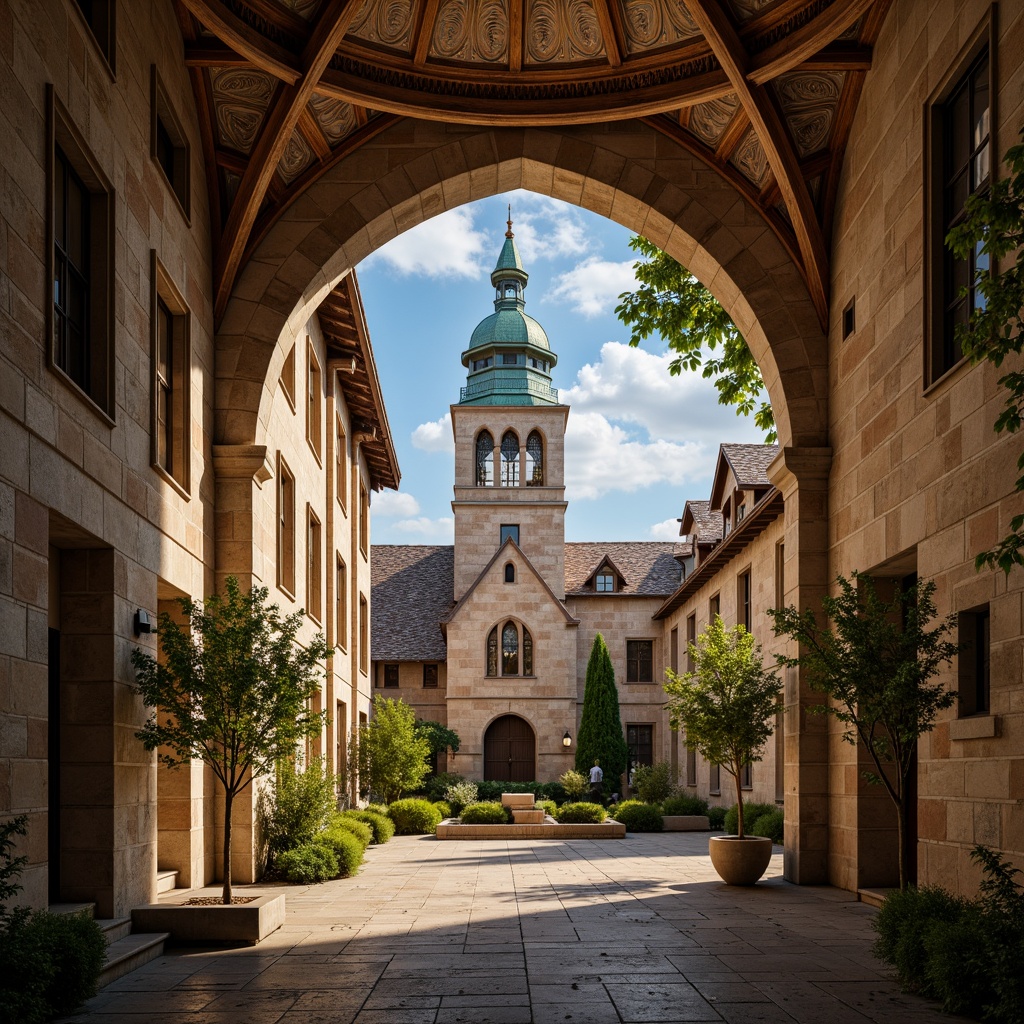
[65,833,963,1024]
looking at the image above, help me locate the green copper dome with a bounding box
[459,215,559,407]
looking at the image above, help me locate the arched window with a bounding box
[526,430,543,486]
[522,626,533,676]
[486,626,498,676]
[476,430,494,486]
[501,621,519,675]
[504,563,515,583]
[500,430,519,486]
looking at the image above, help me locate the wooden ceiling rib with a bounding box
[172,0,891,332]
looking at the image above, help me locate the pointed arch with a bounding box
[486,625,498,677]
[500,430,520,486]
[476,429,494,486]
[501,620,519,675]
[522,625,533,676]
[526,430,544,486]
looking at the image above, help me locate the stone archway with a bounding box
[484,715,536,783]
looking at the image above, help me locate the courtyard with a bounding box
[65,833,960,1024]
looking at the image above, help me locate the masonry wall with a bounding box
[828,0,1024,893]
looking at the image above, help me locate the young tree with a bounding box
[413,719,461,771]
[615,235,775,441]
[664,617,780,838]
[355,696,431,804]
[575,633,629,794]
[769,573,959,888]
[132,577,329,903]
[947,128,1024,573]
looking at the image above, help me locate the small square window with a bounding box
[842,297,856,339]
[500,524,519,545]
[383,663,399,688]
[423,664,438,689]
[595,572,615,593]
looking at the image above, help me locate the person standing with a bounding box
[588,760,604,802]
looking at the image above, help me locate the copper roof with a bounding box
[565,542,682,597]
[371,545,453,661]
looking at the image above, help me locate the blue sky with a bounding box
[356,190,767,545]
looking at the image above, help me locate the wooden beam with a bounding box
[684,0,829,327]
[213,0,362,323]
[799,43,873,72]
[184,43,254,68]
[508,0,523,73]
[178,0,302,83]
[215,150,250,174]
[412,0,442,67]
[859,0,895,44]
[298,107,333,162]
[592,0,623,68]
[715,106,751,162]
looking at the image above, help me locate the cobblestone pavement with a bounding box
[66,833,963,1024]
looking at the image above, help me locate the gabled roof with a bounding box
[680,500,724,546]
[565,543,682,597]
[583,555,626,591]
[710,443,779,507]
[371,545,453,661]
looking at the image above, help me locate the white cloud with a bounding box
[411,412,454,453]
[372,490,421,517]
[648,517,683,541]
[361,208,487,279]
[546,257,639,318]
[390,516,455,542]
[564,412,704,500]
[505,194,590,263]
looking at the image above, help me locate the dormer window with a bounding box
[595,573,615,593]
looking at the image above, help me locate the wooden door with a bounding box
[483,715,535,782]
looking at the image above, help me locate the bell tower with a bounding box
[450,214,569,600]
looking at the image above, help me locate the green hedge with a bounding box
[276,842,338,883]
[554,802,606,824]
[723,802,777,835]
[388,798,443,835]
[433,800,452,820]
[707,805,727,829]
[536,799,557,817]
[750,809,784,844]
[459,802,511,824]
[320,827,365,877]
[612,800,663,832]
[474,780,567,804]
[661,794,709,817]
[330,814,372,849]
[342,809,394,844]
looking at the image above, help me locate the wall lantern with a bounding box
[562,730,572,748]
[133,609,153,637]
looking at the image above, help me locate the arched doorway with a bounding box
[483,715,536,782]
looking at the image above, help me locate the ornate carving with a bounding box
[211,68,275,154]
[525,0,605,64]
[348,0,418,52]
[730,127,768,185]
[775,71,845,157]
[308,92,357,144]
[431,0,508,63]
[278,129,315,184]
[789,109,832,156]
[687,93,740,146]
[620,0,700,54]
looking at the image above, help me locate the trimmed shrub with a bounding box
[723,802,777,836]
[330,814,372,849]
[276,842,338,883]
[632,762,674,804]
[707,805,727,829]
[559,770,589,801]
[366,803,389,816]
[433,800,452,819]
[388,798,443,835]
[459,802,511,825]
[554,802,606,824]
[750,809,784,844]
[264,757,339,860]
[344,809,394,844]
[424,772,465,802]
[661,794,709,817]
[612,800,663,832]
[443,780,479,815]
[536,799,557,817]
[320,827,365,877]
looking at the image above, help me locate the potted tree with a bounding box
[664,615,781,884]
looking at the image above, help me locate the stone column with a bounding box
[768,447,832,885]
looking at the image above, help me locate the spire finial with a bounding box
[505,204,514,238]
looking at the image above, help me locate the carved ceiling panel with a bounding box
[308,92,358,143]
[348,0,420,54]
[429,0,509,64]
[523,0,606,65]
[619,1,701,56]
[774,70,846,157]
[687,93,740,147]
[278,128,315,183]
[211,67,275,154]
[729,126,769,187]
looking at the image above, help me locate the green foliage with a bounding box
[443,780,479,815]
[575,633,629,792]
[329,814,371,850]
[320,827,364,877]
[0,816,28,919]
[661,794,709,817]
[263,757,339,862]
[423,773,465,801]
[355,696,432,804]
[770,573,958,888]
[413,719,461,760]
[559,769,589,801]
[612,800,663,832]
[536,799,557,817]
[750,809,784,844]
[707,806,727,830]
[615,235,774,441]
[632,761,674,804]
[459,802,511,824]
[554,802,607,824]
[433,800,452,819]
[473,780,566,803]
[275,842,338,884]
[341,809,394,844]
[132,577,329,902]
[665,616,780,838]
[723,802,777,836]
[387,798,442,835]
[947,129,1024,573]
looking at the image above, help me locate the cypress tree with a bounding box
[575,633,629,795]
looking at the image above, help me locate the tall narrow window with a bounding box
[501,430,520,486]
[72,0,115,70]
[958,605,991,716]
[501,621,519,675]
[669,627,678,673]
[522,626,533,676]
[476,430,494,486]
[627,724,653,767]
[710,763,721,795]
[685,739,697,787]
[741,763,753,790]
[155,297,173,474]
[336,414,348,508]
[54,147,91,396]
[359,481,369,557]
[526,431,544,486]
[151,67,190,218]
[738,571,751,631]
[307,507,321,623]
[504,563,515,583]
[307,340,322,461]
[336,555,347,651]
[280,343,296,410]
[277,457,295,596]
[383,664,399,688]
[626,640,653,683]
[709,594,720,621]
[358,594,368,675]
[775,542,785,609]
[486,626,498,677]
[151,256,190,493]
[686,614,696,673]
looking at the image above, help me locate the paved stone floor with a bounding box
[66,833,964,1024]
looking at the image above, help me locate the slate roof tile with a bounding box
[721,443,779,487]
[371,545,453,661]
[564,542,682,596]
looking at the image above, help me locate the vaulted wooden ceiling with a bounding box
[174,0,893,328]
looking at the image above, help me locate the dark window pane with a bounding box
[502,622,518,676]
[487,626,498,677]
[523,627,533,676]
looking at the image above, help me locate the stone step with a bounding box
[98,932,169,990]
[95,917,133,943]
[156,869,179,894]
[511,809,545,824]
[47,902,96,918]
[501,793,535,809]
[857,887,896,909]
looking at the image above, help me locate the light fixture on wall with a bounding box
[133,609,153,637]
[562,730,572,748]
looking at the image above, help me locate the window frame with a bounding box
[958,604,991,716]
[525,430,544,486]
[423,663,439,689]
[595,572,615,593]
[476,430,495,486]
[307,337,323,464]
[500,524,520,546]
[280,342,296,412]
[335,554,348,652]
[504,562,515,584]
[276,454,296,598]
[738,569,752,632]
[306,504,322,624]
[709,593,721,621]
[383,663,399,688]
[500,430,520,486]
[336,412,348,510]
[359,480,369,558]
[69,0,116,77]
[150,65,190,221]
[358,593,368,675]
[626,638,654,683]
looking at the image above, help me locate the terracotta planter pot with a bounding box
[708,835,774,885]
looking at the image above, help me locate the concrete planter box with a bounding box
[131,893,285,945]
[662,815,710,831]
[436,818,625,839]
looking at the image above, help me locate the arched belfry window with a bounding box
[476,430,494,486]
[486,626,498,676]
[500,430,519,486]
[501,621,519,675]
[526,431,543,486]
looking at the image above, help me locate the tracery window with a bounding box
[500,430,519,486]
[476,430,494,486]
[487,626,498,676]
[502,621,519,675]
[486,621,534,677]
[526,430,543,486]
[522,626,533,676]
